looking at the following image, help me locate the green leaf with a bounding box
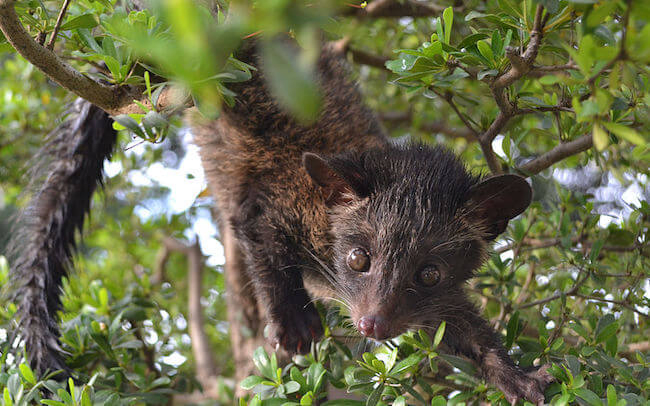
[586,2,618,27]
[458,33,489,49]
[605,229,635,246]
[260,41,322,124]
[593,123,609,151]
[3,388,12,406]
[477,69,498,80]
[391,353,424,375]
[476,40,494,66]
[385,348,398,372]
[590,238,605,262]
[75,29,102,53]
[61,14,98,30]
[365,385,382,406]
[596,322,618,344]
[575,388,602,406]
[433,321,446,347]
[57,388,73,404]
[418,329,431,347]
[19,363,36,385]
[497,0,523,19]
[41,401,67,406]
[300,391,314,406]
[491,30,503,58]
[431,395,446,406]
[240,375,266,390]
[506,311,520,348]
[113,115,145,139]
[102,55,122,82]
[68,378,76,402]
[80,386,92,406]
[442,7,453,44]
[393,396,406,406]
[284,381,300,394]
[422,41,443,59]
[602,122,646,145]
[465,11,487,21]
[606,384,616,406]
[253,347,275,380]
[439,354,477,375]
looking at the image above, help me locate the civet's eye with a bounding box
[418,267,441,286]
[347,248,370,272]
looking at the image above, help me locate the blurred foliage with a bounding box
[0,0,648,405]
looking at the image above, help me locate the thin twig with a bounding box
[349,48,390,70]
[496,235,643,255]
[516,134,593,175]
[432,89,480,137]
[46,0,71,50]
[379,110,477,141]
[518,270,590,310]
[162,237,220,393]
[516,105,573,115]
[331,37,390,71]
[530,63,578,73]
[514,263,536,305]
[575,294,648,318]
[132,326,161,377]
[492,5,545,89]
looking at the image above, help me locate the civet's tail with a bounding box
[8,98,117,374]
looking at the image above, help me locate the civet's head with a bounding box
[303,144,531,340]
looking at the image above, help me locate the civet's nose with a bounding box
[357,315,390,340]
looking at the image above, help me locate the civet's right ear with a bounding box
[465,174,532,240]
[302,152,362,206]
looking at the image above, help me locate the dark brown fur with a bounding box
[7,99,117,375]
[192,41,551,404]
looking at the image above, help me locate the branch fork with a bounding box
[0,0,180,115]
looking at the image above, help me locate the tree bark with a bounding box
[219,221,268,396]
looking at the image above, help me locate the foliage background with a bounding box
[0,0,648,405]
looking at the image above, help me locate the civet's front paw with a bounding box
[497,364,554,406]
[267,301,323,355]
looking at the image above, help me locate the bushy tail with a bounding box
[8,98,117,374]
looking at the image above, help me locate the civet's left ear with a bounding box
[466,174,532,240]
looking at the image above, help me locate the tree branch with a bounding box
[516,105,573,115]
[466,6,547,173]
[132,326,161,377]
[518,270,590,310]
[379,110,478,141]
[480,141,503,174]
[516,134,592,175]
[344,0,447,18]
[575,294,648,318]
[496,236,643,255]
[349,47,390,70]
[430,89,480,137]
[46,0,71,50]
[529,63,578,76]
[331,37,390,71]
[163,237,220,395]
[492,5,544,89]
[0,0,184,115]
